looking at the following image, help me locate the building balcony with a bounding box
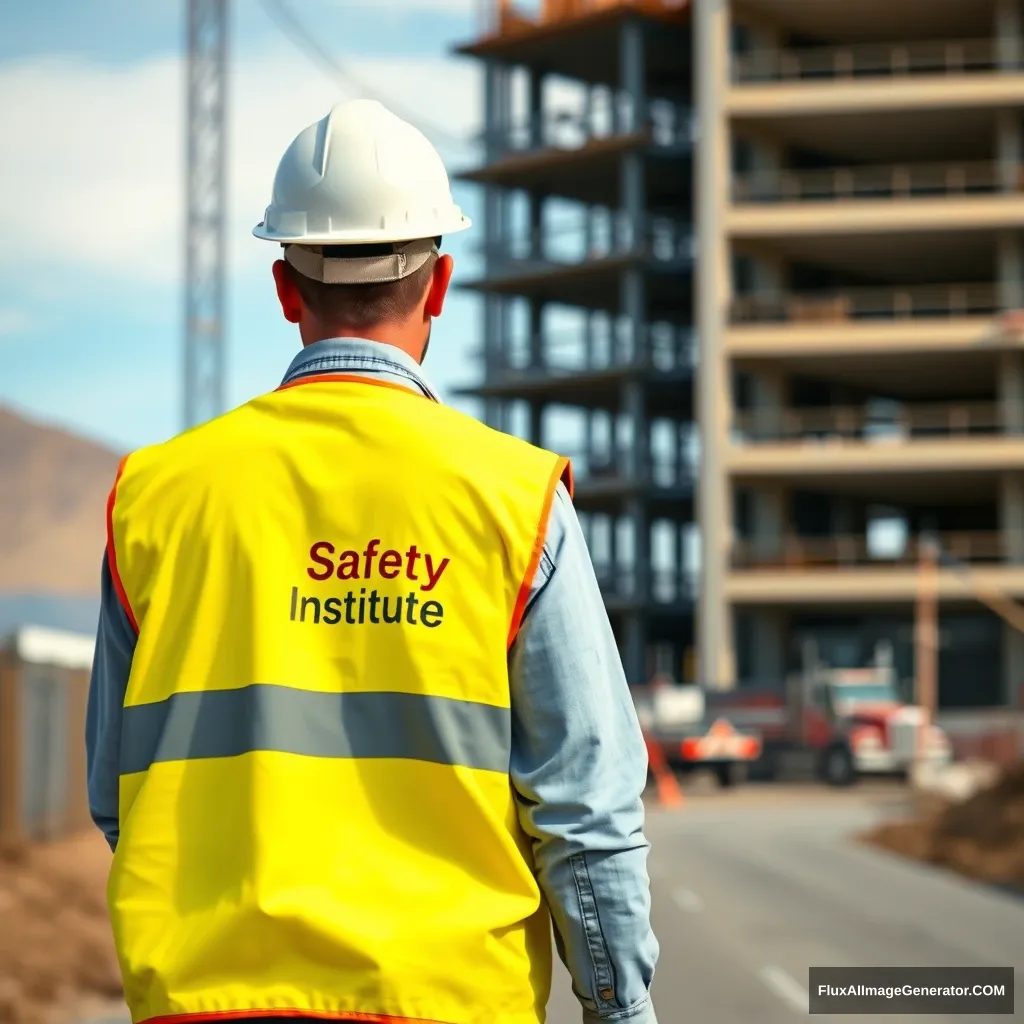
[732,531,1008,572]
[733,161,1011,204]
[462,328,695,416]
[458,0,690,92]
[728,40,1024,117]
[730,283,1002,325]
[733,401,1010,445]
[728,165,1024,236]
[460,221,693,316]
[726,530,1024,606]
[592,565,696,614]
[725,286,1022,362]
[733,39,1012,85]
[458,108,691,209]
[727,432,1024,480]
[560,447,695,517]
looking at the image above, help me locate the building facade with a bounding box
[459,0,1024,709]
[698,0,1024,707]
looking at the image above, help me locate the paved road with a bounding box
[545,787,1023,1022]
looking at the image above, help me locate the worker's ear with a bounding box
[424,254,454,319]
[272,259,304,324]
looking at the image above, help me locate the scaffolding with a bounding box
[455,0,693,684]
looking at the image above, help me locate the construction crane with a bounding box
[184,0,228,431]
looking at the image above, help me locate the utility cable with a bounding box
[256,0,477,151]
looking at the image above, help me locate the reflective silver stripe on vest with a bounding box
[120,684,511,775]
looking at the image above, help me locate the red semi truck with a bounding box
[702,654,953,786]
[637,646,952,788]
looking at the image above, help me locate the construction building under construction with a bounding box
[458,0,1024,709]
[696,0,1024,709]
[455,0,694,687]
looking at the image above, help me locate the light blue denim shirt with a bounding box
[86,338,659,1024]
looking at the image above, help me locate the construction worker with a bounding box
[86,99,658,1024]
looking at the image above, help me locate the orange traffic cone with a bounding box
[644,731,685,809]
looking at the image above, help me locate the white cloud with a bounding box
[0,47,481,285]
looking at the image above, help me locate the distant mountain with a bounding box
[0,405,122,598]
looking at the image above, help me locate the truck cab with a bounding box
[797,644,952,785]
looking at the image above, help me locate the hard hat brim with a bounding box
[252,215,472,247]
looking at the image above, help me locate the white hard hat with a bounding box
[253,100,470,284]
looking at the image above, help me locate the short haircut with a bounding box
[285,250,438,332]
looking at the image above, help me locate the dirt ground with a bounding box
[0,832,121,1024]
[862,761,1024,888]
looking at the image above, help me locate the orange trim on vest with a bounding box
[560,457,575,501]
[106,454,139,635]
[506,455,570,650]
[276,373,432,398]
[142,1010,451,1024]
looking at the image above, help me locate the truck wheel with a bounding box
[819,744,856,787]
[713,762,747,788]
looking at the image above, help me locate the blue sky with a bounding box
[0,0,526,452]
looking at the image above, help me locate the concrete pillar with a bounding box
[620,160,646,253]
[743,133,784,202]
[1000,472,1024,562]
[618,20,647,253]
[696,0,736,688]
[832,496,858,537]
[1005,625,1024,707]
[529,404,544,448]
[751,486,786,561]
[623,381,650,687]
[996,0,1023,70]
[584,310,596,369]
[528,68,545,150]
[529,193,545,262]
[999,351,1024,434]
[753,255,786,295]
[749,367,786,440]
[997,232,1024,309]
[997,112,1023,192]
[620,17,648,133]
[749,609,787,685]
[615,12,652,687]
[481,60,505,429]
[528,299,545,445]
[528,299,544,369]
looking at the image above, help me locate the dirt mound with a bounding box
[863,762,1024,886]
[0,833,122,1024]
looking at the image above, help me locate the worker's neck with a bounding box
[300,321,427,364]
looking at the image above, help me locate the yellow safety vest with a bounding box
[106,373,573,1024]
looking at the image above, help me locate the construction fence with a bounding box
[0,627,94,853]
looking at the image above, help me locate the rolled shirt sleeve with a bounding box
[509,483,659,1023]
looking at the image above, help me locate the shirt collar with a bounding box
[280,337,442,403]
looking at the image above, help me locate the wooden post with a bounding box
[915,535,939,770]
[0,646,23,855]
